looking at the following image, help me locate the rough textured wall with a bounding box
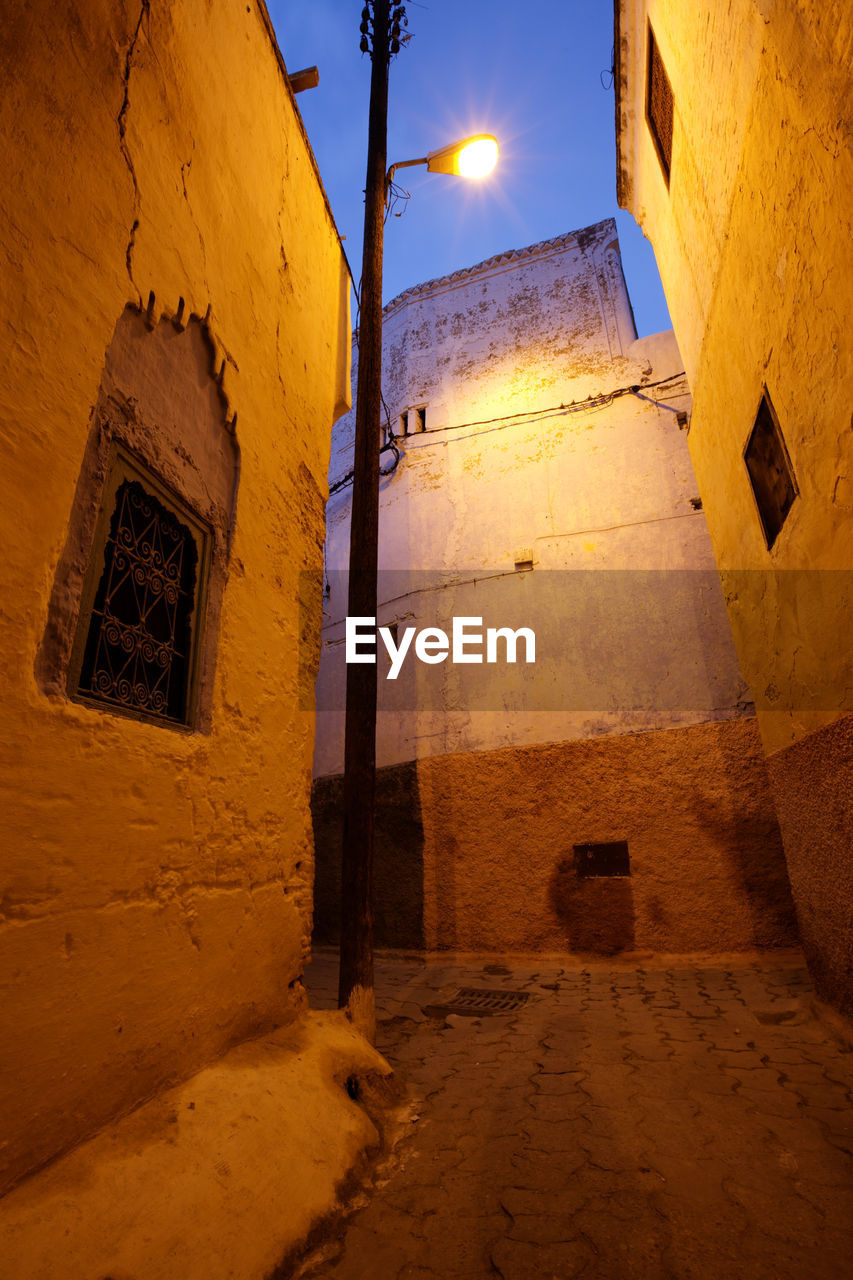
[35,309,240,731]
[615,0,853,754]
[766,713,853,1017]
[615,0,852,1008]
[380,221,637,431]
[316,226,752,775]
[331,221,637,495]
[0,0,349,1194]
[615,0,765,386]
[314,717,797,954]
[312,226,789,957]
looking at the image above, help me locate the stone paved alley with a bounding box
[295,950,853,1280]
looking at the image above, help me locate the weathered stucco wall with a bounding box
[316,224,752,776]
[766,712,853,1016]
[615,0,852,1009]
[0,1013,390,1280]
[313,225,788,956]
[314,717,797,955]
[0,0,349,1194]
[615,0,853,751]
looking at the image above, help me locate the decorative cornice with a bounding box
[382,218,617,317]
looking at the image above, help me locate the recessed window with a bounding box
[574,841,631,877]
[398,406,426,435]
[744,391,798,549]
[646,26,674,183]
[69,449,210,727]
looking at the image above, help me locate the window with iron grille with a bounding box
[646,26,674,183]
[69,450,210,727]
[744,391,798,549]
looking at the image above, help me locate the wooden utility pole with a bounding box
[338,0,393,1030]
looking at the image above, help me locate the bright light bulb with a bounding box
[457,137,498,179]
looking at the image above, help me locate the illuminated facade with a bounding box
[0,0,381,1272]
[313,222,797,956]
[615,0,853,1013]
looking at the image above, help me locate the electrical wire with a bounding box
[321,567,524,632]
[329,433,401,497]
[413,371,687,438]
[385,178,412,223]
[326,372,689,497]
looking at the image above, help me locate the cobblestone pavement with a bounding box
[298,950,853,1280]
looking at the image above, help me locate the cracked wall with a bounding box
[615,0,853,1010]
[0,0,350,1194]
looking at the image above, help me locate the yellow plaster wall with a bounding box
[0,0,349,1193]
[615,0,853,1012]
[616,0,765,388]
[616,0,853,755]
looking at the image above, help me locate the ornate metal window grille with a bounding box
[70,452,209,726]
[647,27,674,183]
[744,391,798,549]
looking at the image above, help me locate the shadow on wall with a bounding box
[547,856,636,954]
[690,722,799,948]
[765,712,853,1017]
[312,720,799,956]
[690,789,799,947]
[312,761,426,949]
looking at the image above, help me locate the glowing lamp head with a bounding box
[457,136,499,178]
[426,133,499,179]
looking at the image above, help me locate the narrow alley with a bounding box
[2,3,852,1275]
[295,951,853,1280]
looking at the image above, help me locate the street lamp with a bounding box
[338,1,498,1034]
[387,133,499,185]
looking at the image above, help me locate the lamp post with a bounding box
[338,1,497,1032]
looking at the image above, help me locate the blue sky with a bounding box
[267,0,671,337]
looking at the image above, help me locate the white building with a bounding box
[313,221,796,957]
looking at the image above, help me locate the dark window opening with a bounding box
[398,406,426,435]
[646,26,674,183]
[744,391,798,549]
[70,453,209,726]
[574,841,631,878]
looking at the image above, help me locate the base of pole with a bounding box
[343,983,377,1043]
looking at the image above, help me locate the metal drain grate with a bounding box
[424,987,531,1018]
